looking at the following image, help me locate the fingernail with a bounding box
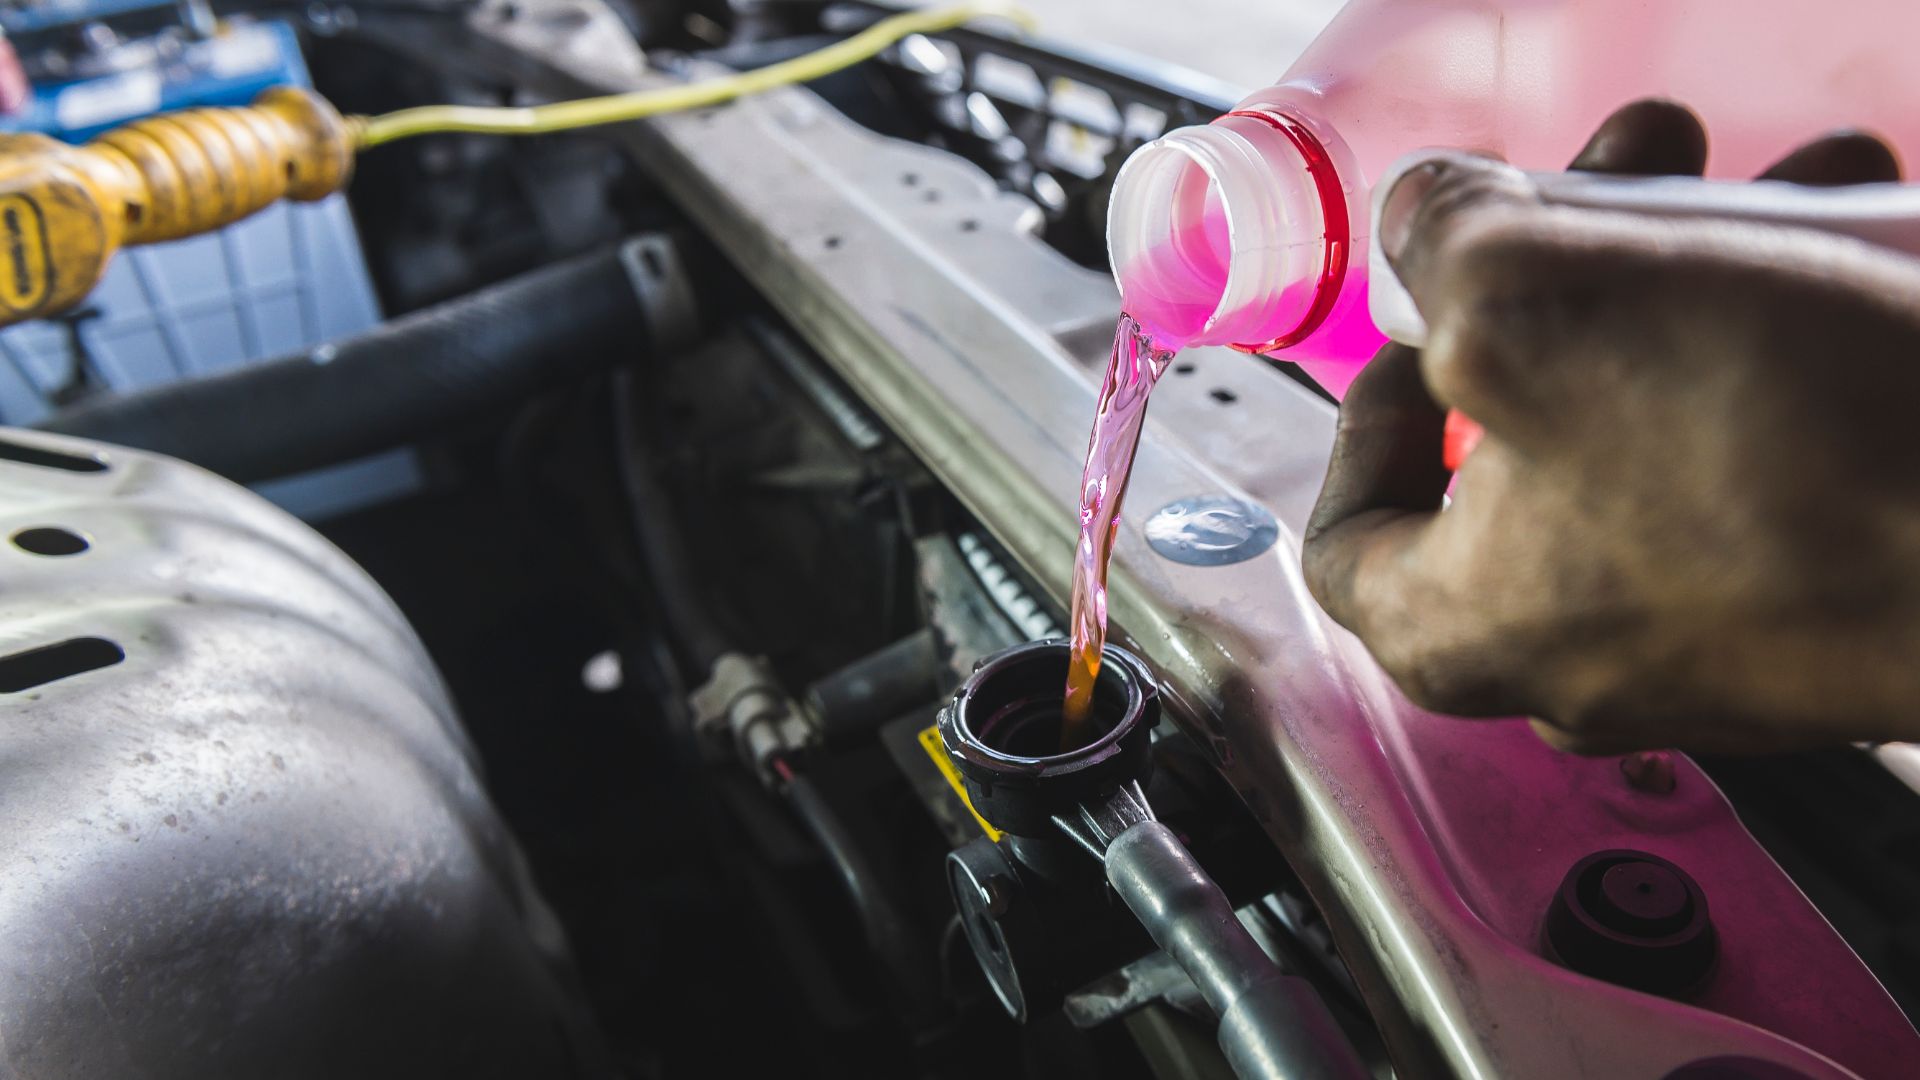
[1379,160,1445,262]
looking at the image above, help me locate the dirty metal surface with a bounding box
[0,428,596,1077]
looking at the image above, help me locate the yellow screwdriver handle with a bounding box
[0,86,355,328]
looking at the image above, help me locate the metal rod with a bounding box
[1106,821,1367,1080]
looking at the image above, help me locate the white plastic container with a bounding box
[1107,0,1920,395]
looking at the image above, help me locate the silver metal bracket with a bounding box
[1052,779,1156,860]
[618,233,701,355]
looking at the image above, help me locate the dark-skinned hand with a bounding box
[1302,100,1920,755]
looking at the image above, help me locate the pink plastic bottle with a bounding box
[1106,0,1920,396]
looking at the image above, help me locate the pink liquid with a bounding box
[1061,314,1173,746]
[1121,202,1387,396]
[1286,267,1387,398]
[1065,192,1388,743]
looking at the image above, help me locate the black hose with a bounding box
[803,628,942,744]
[37,248,644,483]
[782,772,941,1021]
[609,368,730,679]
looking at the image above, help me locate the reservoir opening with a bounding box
[967,644,1136,757]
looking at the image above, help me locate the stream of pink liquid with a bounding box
[1061,313,1172,744]
[1059,255,1386,747]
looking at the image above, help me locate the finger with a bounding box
[1376,159,1575,437]
[1307,353,1548,719]
[1374,105,1707,452]
[1376,152,1536,350]
[1381,100,1706,326]
[1380,101,1706,342]
[1305,344,1448,543]
[1759,130,1902,185]
[1567,99,1708,177]
[1303,343,1450,634]
[1380,155,1758,447]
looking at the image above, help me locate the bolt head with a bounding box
[979,875,1013,917]
[1620,750,1677,794]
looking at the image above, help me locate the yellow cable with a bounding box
[353,2,1035,149]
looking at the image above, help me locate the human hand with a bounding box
[1302,101,1920,754]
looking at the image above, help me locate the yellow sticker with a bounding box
[0,194,49,315]
[918,724,1003,842]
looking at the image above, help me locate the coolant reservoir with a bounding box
[1106,0,1920,395]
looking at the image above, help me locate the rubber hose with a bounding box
[37,247,643,483]
[610,367,731,678]
[783,773,941,1021]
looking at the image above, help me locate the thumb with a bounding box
[1376,153,1537,341]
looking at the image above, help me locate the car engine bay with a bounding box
[3,1,1920,1077]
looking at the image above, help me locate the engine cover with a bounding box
[0,429,600,1077]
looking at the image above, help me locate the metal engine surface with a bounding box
[0,429,597,1077]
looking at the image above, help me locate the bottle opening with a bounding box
[1107,107,1348,353]
[1124,159,1235,348]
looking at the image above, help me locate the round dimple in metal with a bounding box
[1144,497,1279,566]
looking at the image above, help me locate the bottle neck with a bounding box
[1107,106,1351,353]
[1218,108,1352,354]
